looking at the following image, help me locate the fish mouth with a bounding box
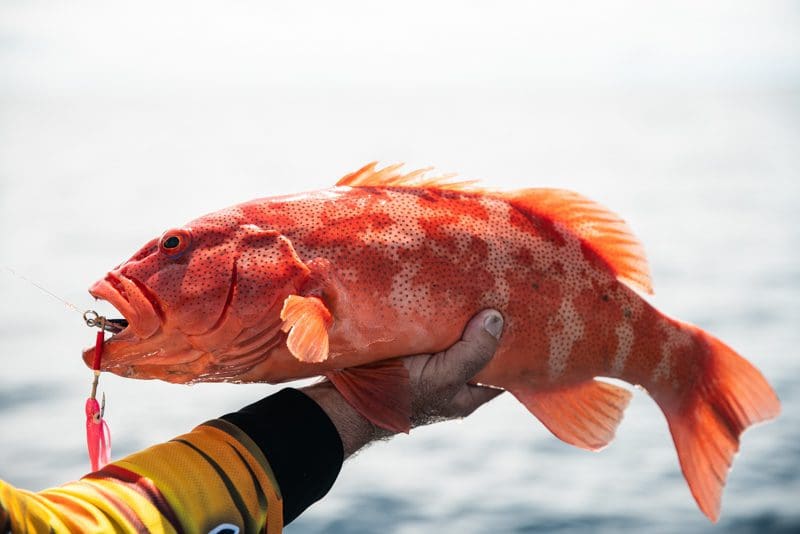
[89,273,163,338]
[82,272,168,371]
[89,272,164,339]
[102,317,130,334]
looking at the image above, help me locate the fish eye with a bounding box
[159,228,192,256]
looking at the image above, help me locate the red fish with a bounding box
[83,163,779,521]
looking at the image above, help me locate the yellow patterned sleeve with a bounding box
[0,419,283,534]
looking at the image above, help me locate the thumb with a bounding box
[434,309,504,386]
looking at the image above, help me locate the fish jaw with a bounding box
[83,331,208,383]
[89,273,161,339]
[84,271,205,379]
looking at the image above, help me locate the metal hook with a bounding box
[83,310,100,327]
[84,310,107,330]
[84,310,125,333]
[84,310,107,331]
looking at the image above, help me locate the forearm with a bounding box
[220,388,345,523]
[0,311,502,532]
[0,388,346,533]
[1,421,283,534]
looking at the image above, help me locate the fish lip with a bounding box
[82,272,163,369]
[87,346,209,382]
[89,272,163,336]
[88,275,136,336]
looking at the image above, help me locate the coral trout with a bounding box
[83,163,780,521]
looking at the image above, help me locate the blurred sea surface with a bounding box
[0,1,798,532]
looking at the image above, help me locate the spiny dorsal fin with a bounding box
[504,188,653,294]
[338,163,653,294]
[337,162,477,190]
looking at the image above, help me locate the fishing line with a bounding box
[3,264,113,470]
[3,265,121,332]
[2,265,83,315]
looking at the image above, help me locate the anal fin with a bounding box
[511,379,632,451]
[327,360,412,434]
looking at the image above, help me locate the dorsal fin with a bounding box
[504,188,653,294]
[336,162,477,190]
[337,163,653,294]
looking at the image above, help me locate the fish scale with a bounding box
[82,162,780,523]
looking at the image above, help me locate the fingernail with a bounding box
[483,312,503,340]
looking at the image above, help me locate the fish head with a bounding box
[83,207,311,382]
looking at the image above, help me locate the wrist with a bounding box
[301,382,391,457]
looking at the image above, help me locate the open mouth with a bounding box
[88,277,135,341]
[87,273,162,341]
[100,317,129,335]
[82,272,167,371]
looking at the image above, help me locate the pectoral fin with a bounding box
[511,379,632,451]
[280,295,333,363]
[327,360,412,434]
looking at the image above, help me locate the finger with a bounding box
[447,384,504,418]
[433,309,504,386]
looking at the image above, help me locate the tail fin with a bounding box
[657,326,780,522]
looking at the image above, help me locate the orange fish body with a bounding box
[84,163,779,522]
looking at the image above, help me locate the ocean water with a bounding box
[1,2,799,532]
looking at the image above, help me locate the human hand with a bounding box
[302,309,504,457]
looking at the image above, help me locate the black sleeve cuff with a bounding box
[220,388,344,524]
